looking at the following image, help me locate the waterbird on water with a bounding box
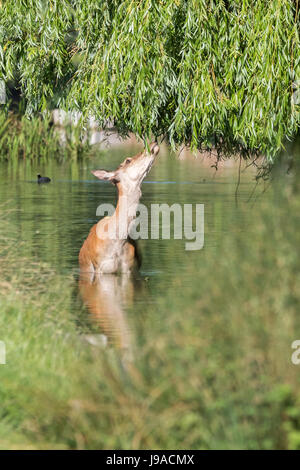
[37,174,51,184]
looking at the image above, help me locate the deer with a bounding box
[79,142,160,274]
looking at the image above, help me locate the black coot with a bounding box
[37,174,51,184]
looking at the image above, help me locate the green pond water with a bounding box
[0,145,265,347]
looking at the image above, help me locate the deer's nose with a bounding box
[150,142,160,155]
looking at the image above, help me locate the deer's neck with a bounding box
[113,184,142,240]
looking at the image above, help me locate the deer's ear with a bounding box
[91,170,116,181]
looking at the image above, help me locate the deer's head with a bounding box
[92,142,159,193]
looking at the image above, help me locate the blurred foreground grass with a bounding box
[0,173,300,449]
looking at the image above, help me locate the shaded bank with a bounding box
[0,112,93,162]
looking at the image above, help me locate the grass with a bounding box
[0,171,300,449]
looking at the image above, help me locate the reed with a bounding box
[0,111,92,162]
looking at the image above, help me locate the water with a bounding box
[0,145,259,352]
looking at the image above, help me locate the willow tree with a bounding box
[0,0,299,159]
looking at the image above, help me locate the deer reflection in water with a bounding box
[79,272,135,364]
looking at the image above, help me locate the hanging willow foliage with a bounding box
[0,0,299,159]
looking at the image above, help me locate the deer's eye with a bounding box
[125,158,132,164]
